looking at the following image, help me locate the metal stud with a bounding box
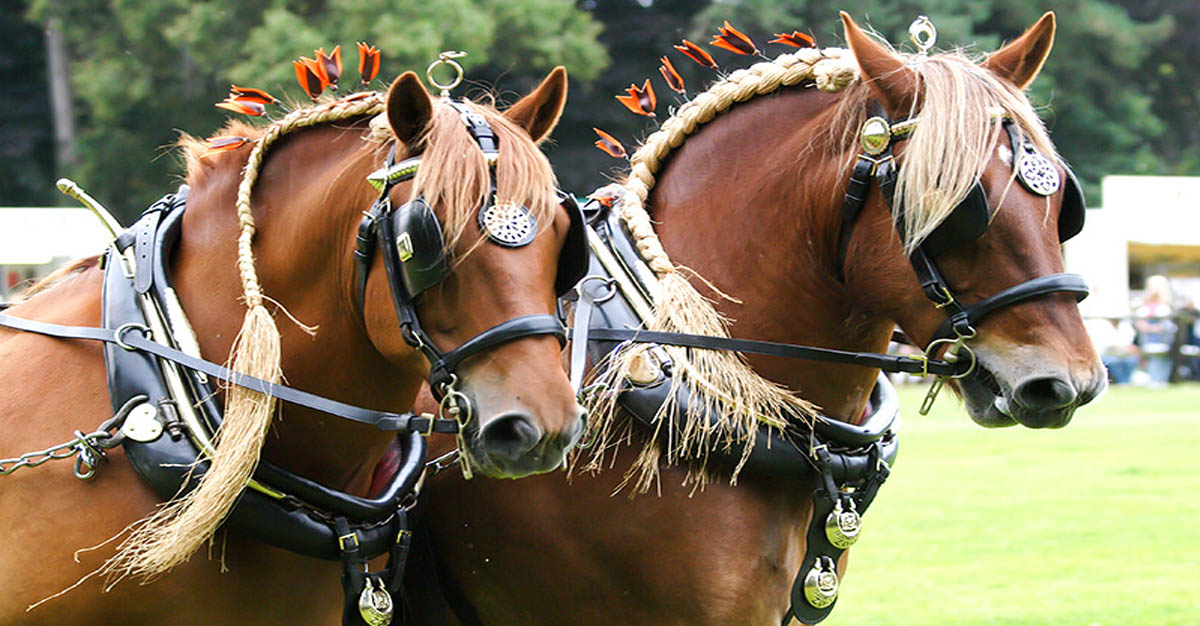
[121,403,164,443]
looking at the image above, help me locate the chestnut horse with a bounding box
[0,69,584,624]
[408,13,1105,625]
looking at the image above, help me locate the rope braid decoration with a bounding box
[98,94,387,584]
[581,48,860,491]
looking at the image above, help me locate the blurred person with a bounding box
[1134,274,1176,386]
[1085,315,1139,384]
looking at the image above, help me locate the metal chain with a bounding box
[0,395,145,480]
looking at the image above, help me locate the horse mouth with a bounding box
[957,362,1077,429]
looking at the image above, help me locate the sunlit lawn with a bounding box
[831,383,1200,625]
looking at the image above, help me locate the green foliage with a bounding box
[25,0,607,222]
[692,0,1182,203]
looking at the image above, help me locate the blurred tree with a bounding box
[689,0,1178,202]
[1116,0,1200,174]
[25,0,607,222]
[0,2,56,207]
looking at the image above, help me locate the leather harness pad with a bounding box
[584,208,900,479]
[388,197,448,298]
[103,191,424,561]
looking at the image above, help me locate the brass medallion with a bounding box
[824,499,862,549]
[358,577,394,626]
[803,557,839,609]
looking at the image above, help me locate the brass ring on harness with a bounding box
[426,51,466,96]
[114,322,151,351]
[923,337,978,380]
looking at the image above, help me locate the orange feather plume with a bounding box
[357,42,381,84]
[658,56,685,94]
[615,79,657,117]
[592,128,627,158]
[673,39,717,69]
[214,99,265,117]
[710,20,758,56]
[314,46,342,88]
[294,57,327,100]
[770,30,816,48]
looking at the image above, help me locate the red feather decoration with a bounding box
[658,56,685,94]
[592,128,627,158]
[315,46,342,88]
[294,57,327,99]
[615,79,657,117]
[710,20,758,56]
[673,39,718,69]
[214,99,265,117]
[228,85,279,106]
[770,31,816,49]
[201,136,252,158]
[357,42,381,84]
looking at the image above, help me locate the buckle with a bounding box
[338,531,360,551]
[411,413,436,436]
[931,285,955,309]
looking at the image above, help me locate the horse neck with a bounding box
[176,123,420,492]
[650,86,891,422]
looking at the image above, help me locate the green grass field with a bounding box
[830,383,1200,625]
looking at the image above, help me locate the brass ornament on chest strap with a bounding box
[357,577,395,626]
[824,497,862,549]
[803,556,840,609]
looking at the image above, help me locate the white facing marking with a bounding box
[997,144,1013,164]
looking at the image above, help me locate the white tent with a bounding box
[1064,176,1200,317]
[0,208,114,266]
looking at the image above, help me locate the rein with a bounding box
[0,311,458,435]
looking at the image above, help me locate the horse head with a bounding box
[839,12,1106,428]
[365,69,586,476]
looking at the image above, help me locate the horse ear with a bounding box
[503,66,568,144]
[982,12,1056,89]
[386,71,433,148]
[840,11,918,114]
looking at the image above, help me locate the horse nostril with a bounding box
[480,412,543,462]
[1013,376,1078,411]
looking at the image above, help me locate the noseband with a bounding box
[836,104,1089,378]
[352,101,588,409]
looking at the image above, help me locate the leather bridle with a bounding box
[352,101,579,417]
[834,104,1089,395]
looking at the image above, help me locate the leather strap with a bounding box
[586,327,967,377]
[930,272,1089,341]
[439,314,567,374]
[0,311,459,435]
